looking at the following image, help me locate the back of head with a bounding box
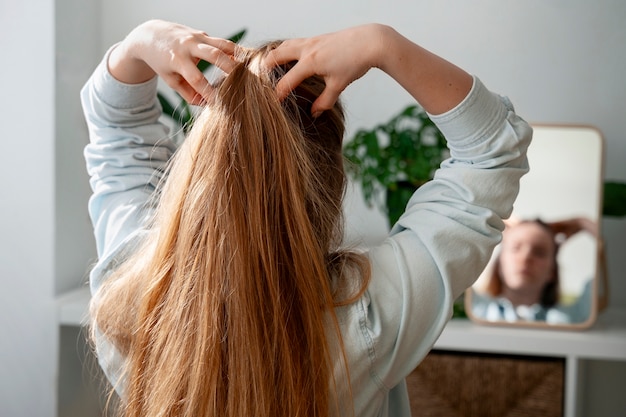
[91,41,364,417]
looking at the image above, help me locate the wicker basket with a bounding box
[406,350,564,417]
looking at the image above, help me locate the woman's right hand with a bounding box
[264,23,472,116]
[263,24,389,116]
[108,20,238,105]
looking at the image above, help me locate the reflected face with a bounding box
[499,223,556,294]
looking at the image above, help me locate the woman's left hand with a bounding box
[550,217,598,240]
[109,20,238,105]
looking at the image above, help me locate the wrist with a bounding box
[108,41,156,84]
[369,24,397,70]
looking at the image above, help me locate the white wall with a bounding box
[0,1,57,416]
[0,0,100,415]
[55,0,100,295]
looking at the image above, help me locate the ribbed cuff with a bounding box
[92,43,159,110]
[428,76,511,156]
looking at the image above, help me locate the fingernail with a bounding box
[312,110,322,118]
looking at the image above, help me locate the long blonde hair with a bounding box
[90,42,369,417]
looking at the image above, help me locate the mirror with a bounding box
[465,124,605,329]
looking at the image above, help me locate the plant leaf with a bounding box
[157,93,177,119]
[603,181,626,217]
[158,92,193,128]
[227,29,247,44]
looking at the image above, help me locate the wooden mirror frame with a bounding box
[465,124,605,330]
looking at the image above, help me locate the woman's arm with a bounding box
[83,21,238,285]
[264,23,472,116]
[549,217,598,242]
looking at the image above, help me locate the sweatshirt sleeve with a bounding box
[81,49,178,394]
[361,76,532,390]
[81,47,178,295]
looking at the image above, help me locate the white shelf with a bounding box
[57,285,626,362]
[435,309,626,361]
[57,286,90,326]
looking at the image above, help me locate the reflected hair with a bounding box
[486,218,560,308]
[90,41,369,417]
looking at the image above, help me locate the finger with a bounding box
[164,73,211,105]
[263,39,303,68]
[178,43,236,103]
[310,82,342,116]
[177,64,214,103]
[274,61,315,101]
[196,44,237,75]
[201,35,237,56]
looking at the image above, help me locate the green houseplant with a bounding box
[343,104,448,228]
[157,29,247,133]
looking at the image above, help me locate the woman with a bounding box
[83,20,531,417]
[472,217,597,323]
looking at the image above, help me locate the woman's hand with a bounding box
[264,24,388,116]
[550,217,598,241]
[109,20,238,105]
[263,23,472,116]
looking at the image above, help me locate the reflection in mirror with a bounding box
[466,125,604,329]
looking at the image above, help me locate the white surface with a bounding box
[57,287,91,327]
[58,286,626,360]
[57,286,626,417]
[437,310,626,361]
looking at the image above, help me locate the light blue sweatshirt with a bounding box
[82,49,531,417]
